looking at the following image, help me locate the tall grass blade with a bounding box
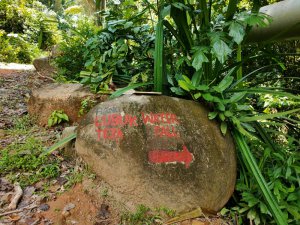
[233,130,287,225]
[239,108,300,122]
[110,82,153,99]
[154,18,164,92]
[170,0,193,51]
[41,133,77,157]
[227,88,300,100]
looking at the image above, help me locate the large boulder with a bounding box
[75,95,236,212]
[28,83,108,126]
[33,57,56,75]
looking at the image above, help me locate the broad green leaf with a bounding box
[214,75,234,93]
[124,21,133,29]
[212,97,222,103]
[53,117,58,125]
[236,104,252,111]
[170,87,186,95]
[172,2,190,11]
[48,118,53,127]
[61,114,69,121]
[229,22,245,44]
[196,85,209,91]
[110,82,153,99]
[217,102,226,111]
[212,40,232,64]
[203,93,214,101]
[229,92,247,103]
[219,113,225,121]
[208,111,218,120]
[241,122,256,132]
[244,13,270,27]
[220,122,228,135]
[192,49,209,71]
[191,69,202,86]
[178,80,190,91]
[161,5,171,19]
[182,75,192,84]
[194,92,201,99]
[259,202,269,214]
[224,111,233,117]
[239,108,300,122]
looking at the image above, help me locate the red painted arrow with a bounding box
[148,145,194,168]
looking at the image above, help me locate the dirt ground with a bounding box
[0,64,232,225]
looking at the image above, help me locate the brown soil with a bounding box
[40,183,119,225]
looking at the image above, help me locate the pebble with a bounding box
[39,203,50,211]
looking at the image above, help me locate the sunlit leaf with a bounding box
[192,48,209,71]
[229,22,245,44]
[221,122,228,135]
[212,40,232,64]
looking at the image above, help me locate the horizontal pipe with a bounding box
[247,0,300,42]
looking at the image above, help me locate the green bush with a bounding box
[54,11,155,92]
[0,30,39,63]
[0,0,60,63]
[53,15,98,81]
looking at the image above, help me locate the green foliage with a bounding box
[54,15,98,81]
[78,97,96,116]
[120,205,175,225]
[8,114,35,135]
[0,0,60,63]
[0,30,39,63]
[150,1,299,224]
[80,17,154,92]
[41,132,76,156]
[53,5,155,92]
[48,110,69,127]
[0,137,60,188]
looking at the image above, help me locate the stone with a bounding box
[61,126,77,158]
[39,203,50,211]
[33,57,56,74]
[75,95,236,213]
[28,83,108,126]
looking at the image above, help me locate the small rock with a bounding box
[27,83,107,126]
[63,203,76,212]
[34,181,45,191]
[66,220,78,225]
[0,178,13,191]
[23,186,35,197]
[39,203,50,211]
[97,204,110,219]
[57,176,68,186]
[0,129,6,138]
[62,210,71,218]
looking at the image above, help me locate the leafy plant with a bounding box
[147,0,299,224]
[78,97,96,116]
[0,137,60,188]
[48,110,69,127]
[54,15,98,81]
[80,15,155,93]
[0,0,60,63]
[120,205,175,225]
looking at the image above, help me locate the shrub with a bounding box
[0,0,60,63]
[53,15,98,81]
